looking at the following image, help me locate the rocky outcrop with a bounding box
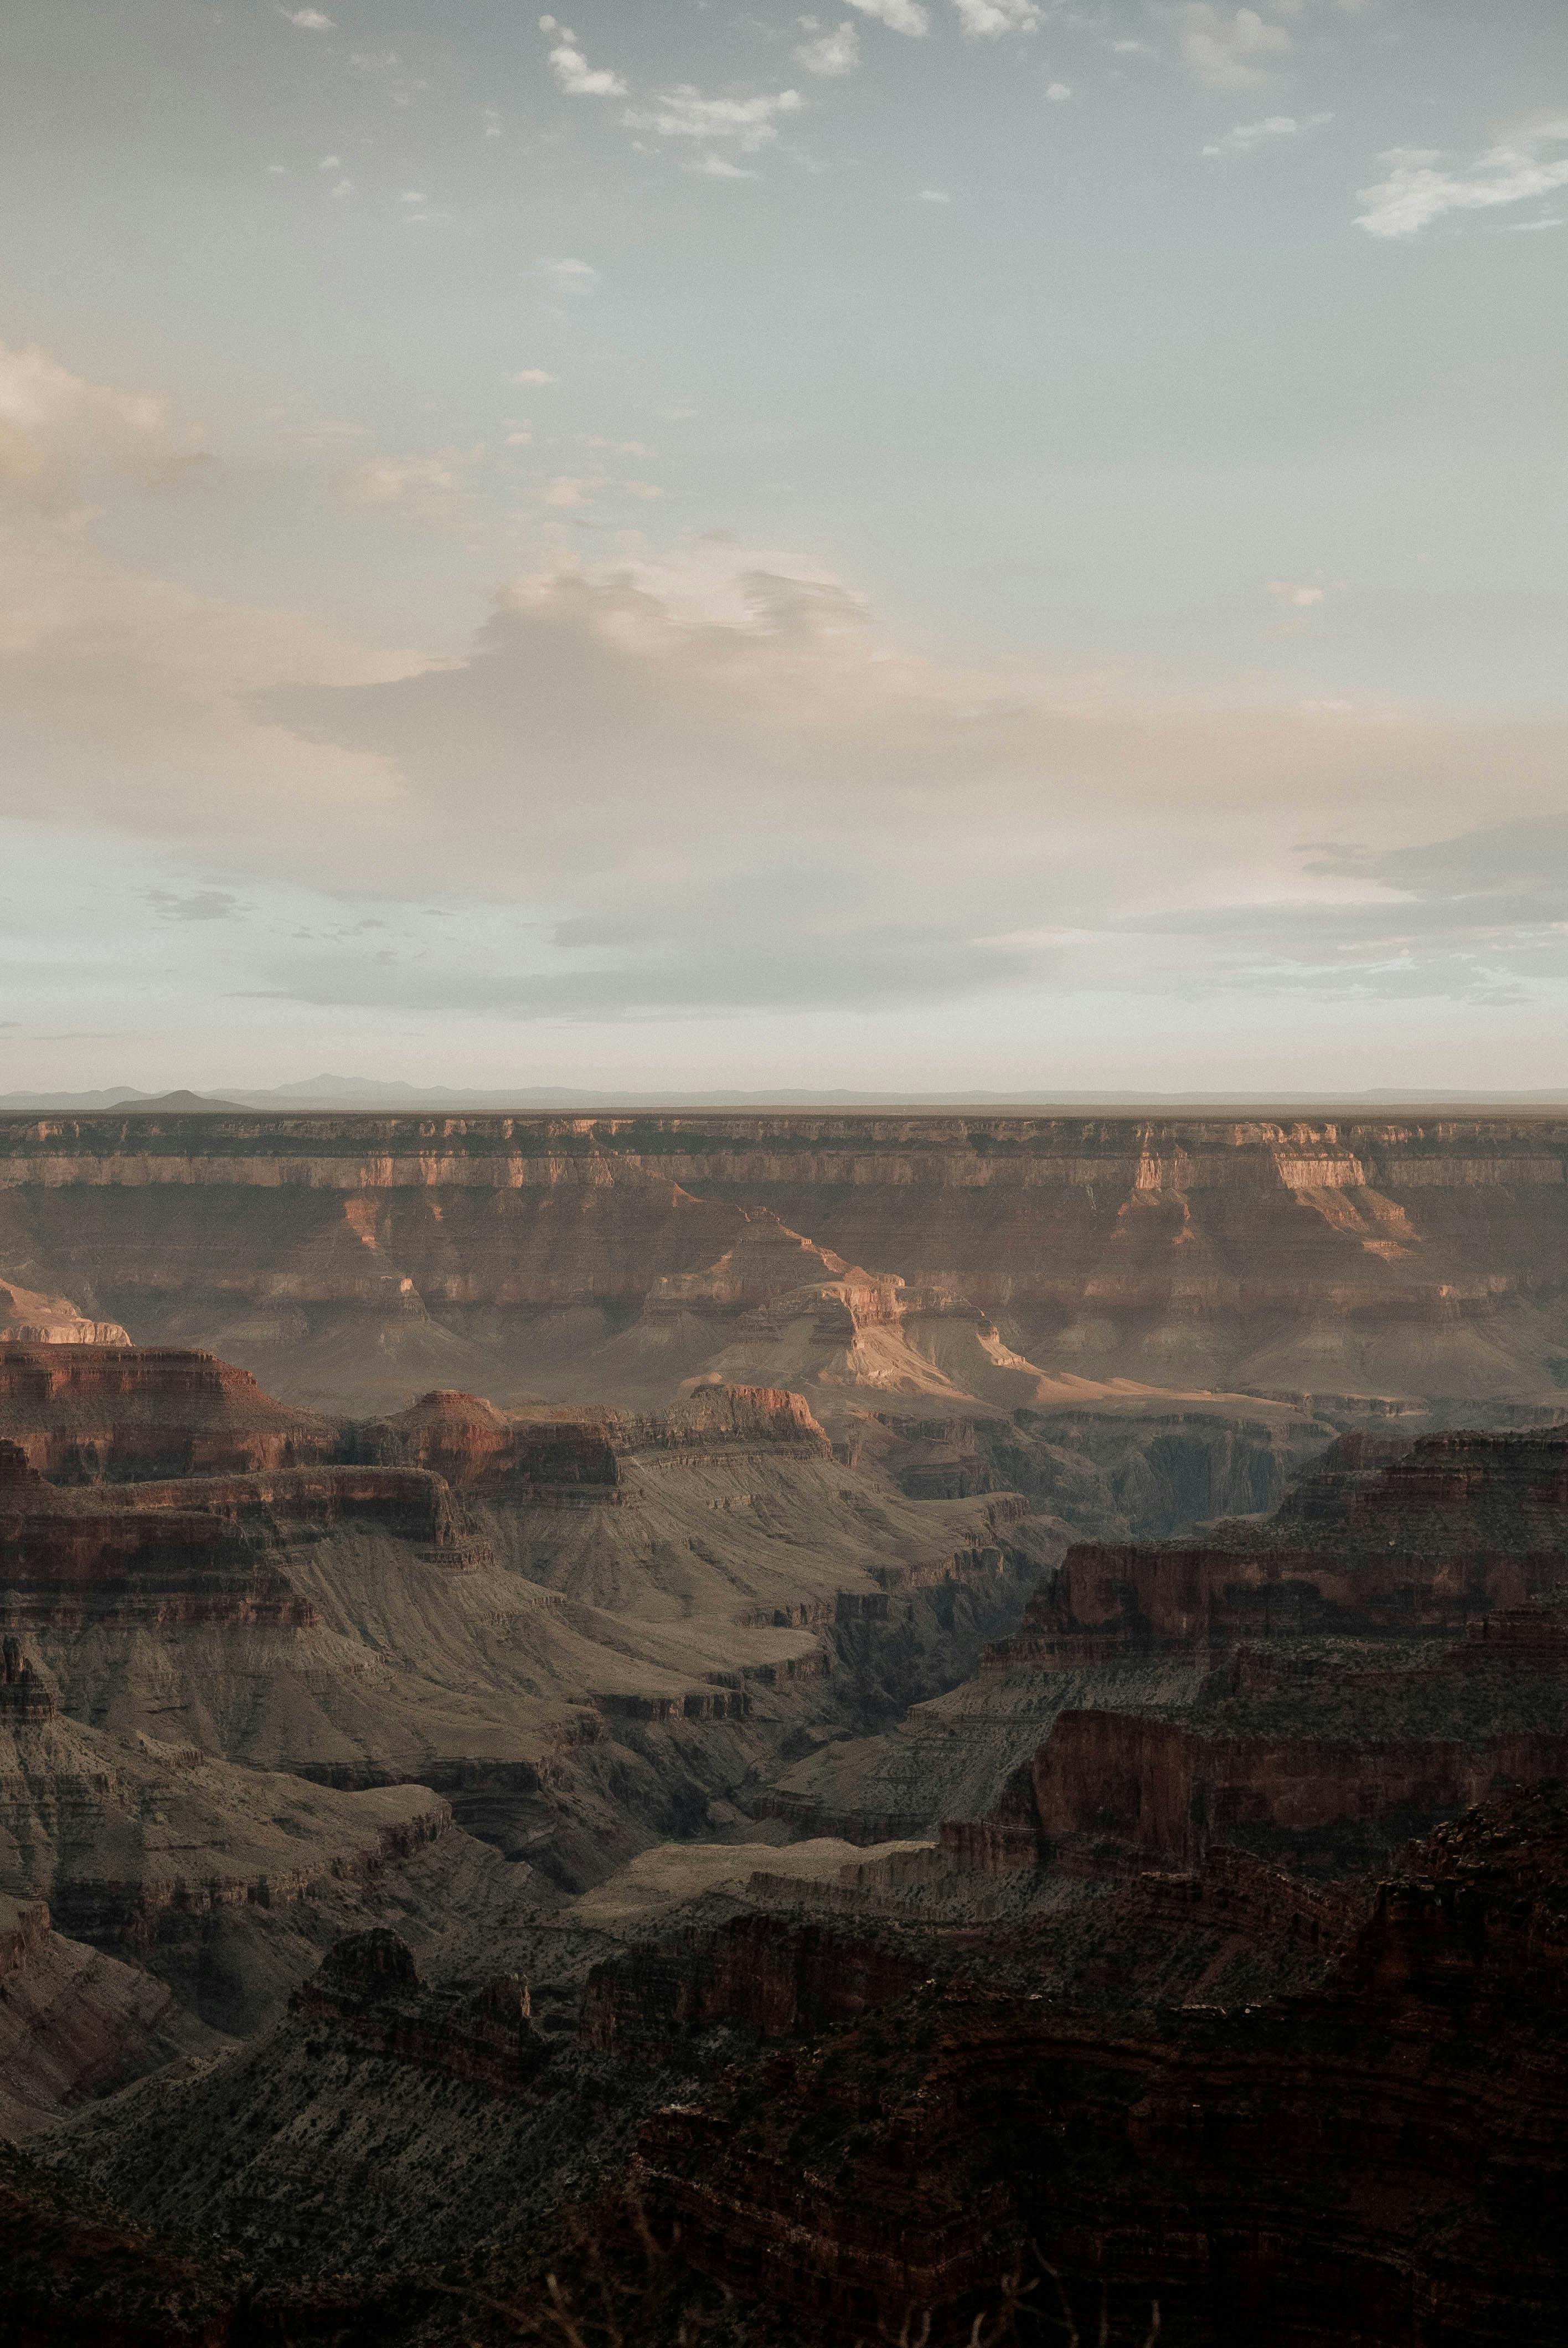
[290,1929,549,2094]
[0,1453,475,1630]
[0,1893,219,2136]
[610,1382,832,1457]
[0,1280,130,1347]
[1026,1705,1568,1868]
[0,1343,333,1481]
[582,1910,925,2058]
[359,1388,621,1497]
[0,1635,53,1721]
[0,1709,455,1964]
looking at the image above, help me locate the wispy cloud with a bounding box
[1204,110,1330,156]
[916,187,951,202]
[536,257,599,295]
[951,0,1041,35]
[0,341,187,512]
[345,447,483,522]
[282,7,334,27]
[144,888,246,923]
[1177,6,1290,91]
[1267,580,1326,607]
[623,87,804,157]
[1356,119,1568,238]
[845,0,931,33]
[513,368,558,385]
[795,21,862,77]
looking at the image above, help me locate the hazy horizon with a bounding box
[2,0,1564,1097]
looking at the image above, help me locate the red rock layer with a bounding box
[364,1382,828,1496]
[1028,1705,1568,1866]
[990,1424,1568,1669]
[0,1344,333,1480]
[0,1448,469,1628]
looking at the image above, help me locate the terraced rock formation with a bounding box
[3,1108,1566,1407]
[0,1343,333,1480]
[771,1420,1568,1872]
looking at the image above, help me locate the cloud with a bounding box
[1177,6,1290,90]
[1115,815,1568,1006]
[1203,111,1330,156]
[143,888,246,923]
[513,368,558,385]
[218,546,1566,1024]
[0,341,190,512]
[950,0,1041,35]
[537,257,599,294]
[542,475,606,507]
[547,37,628,98]
[916,188,951,202]
[344,448,483,522]
[845,0,930,32]
[1356,119,1568,239]
[687,153,757,179]
[282,7,334,25]
[1046,81,1070,100]
[1267,581,1325,607]
[622,88,804,156]
[795,22,861,76]
[1,335,1562,1039]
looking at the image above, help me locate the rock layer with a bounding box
[3,1109,1566,1404]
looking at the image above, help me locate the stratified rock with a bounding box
[636,1782,1568,2345]
[0,1342,333,1480]
[4,1109,1567,1408]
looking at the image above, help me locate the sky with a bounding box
[0,0,1564,1096]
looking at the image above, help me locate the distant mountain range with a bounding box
[2,1076,1567,1114]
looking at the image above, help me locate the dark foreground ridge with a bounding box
[3,1320,1568,2341]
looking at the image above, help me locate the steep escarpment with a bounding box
[631,1783,1568,2346]
[3,1109,1565,1405]
[0,1674,546,2033]
[0,1893,220,2136]
[1010,1423,1568,1668]
[0,1343,333,1480]
[771,1419,1568,1865]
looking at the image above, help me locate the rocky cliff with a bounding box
[0,1343,333,1480]
[632,1779,1568,2345]
[3,1109,1565,1407]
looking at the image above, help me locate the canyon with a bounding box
[1,1111,1567,2341]
[0,1109,1565,1409]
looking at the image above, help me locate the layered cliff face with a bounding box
[0,1343,333,1480]
[0,1342,1054,1909]
[0,1280,129,1347]
[0,1664,550,2033]
[768,1418,1568,1871]
[2,1109,1565,1407]
[628,1781,1568,2346]
[0,1892,220,2136]
[1013,1423,1568,1668]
